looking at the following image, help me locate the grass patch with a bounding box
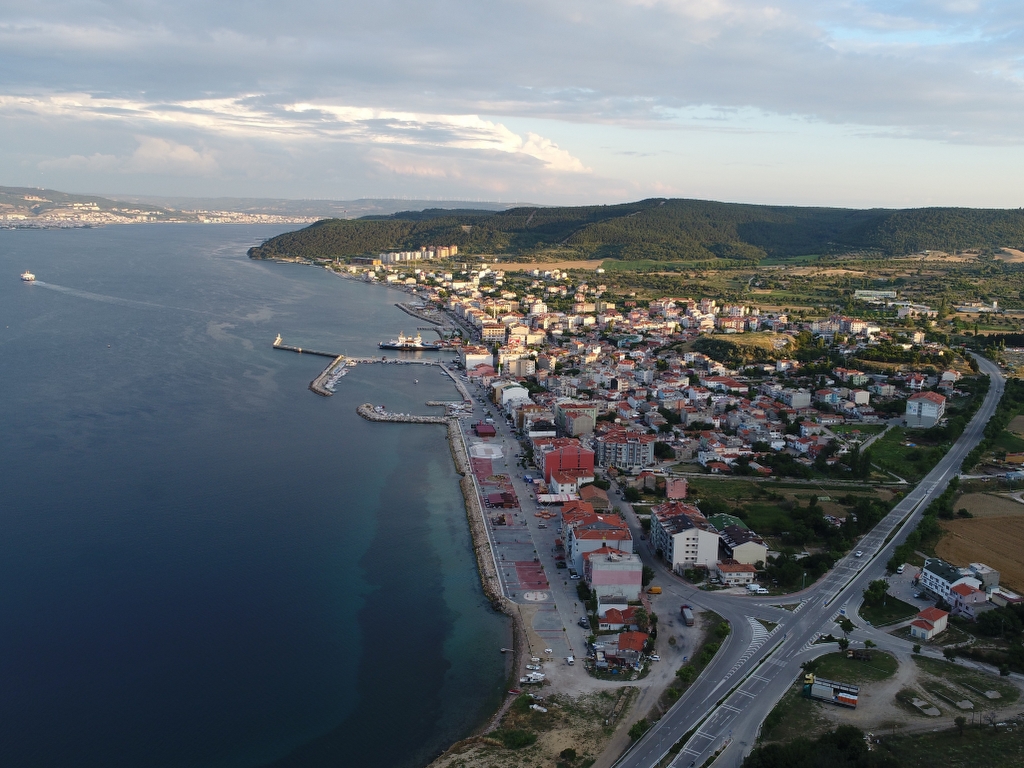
[881,722,1024,767]
[812,650,899,683]
[756,618,779,632]
[993,430,1024,454]
[758,679,832,743]
[870,427,946,483]
[858,595,919,626]
[912,656,1020,703]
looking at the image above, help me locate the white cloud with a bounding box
[0,93,589,173]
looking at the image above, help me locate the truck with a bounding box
[680,604,695,627]
[802,674,859,708]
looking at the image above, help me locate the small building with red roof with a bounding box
[910,606,948,640]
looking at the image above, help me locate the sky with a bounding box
[1,0,1022,208]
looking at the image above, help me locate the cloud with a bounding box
[1,93,589,173]
[36,136,217,176]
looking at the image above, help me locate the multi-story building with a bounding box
[649,502,719,573]
[918,557,981,603]
[594,427,657,471]
[584,547,644,601]
[906,391,946,428]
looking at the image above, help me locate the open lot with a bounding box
[937,516,1024,591]
[953,493,1024,518]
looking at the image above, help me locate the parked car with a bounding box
[525,664,540,671]
[650,654,660,661]
[896,564,906,574]
[855,550,864,558]
[578,617,590,628]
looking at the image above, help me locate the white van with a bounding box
[746,583,760,592]
[755,587,769,594]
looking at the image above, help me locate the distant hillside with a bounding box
[247,199,1024,262]
[105,195,520,219]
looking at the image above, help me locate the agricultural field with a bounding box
[952,493,1024,518]
[937,515,1024,591]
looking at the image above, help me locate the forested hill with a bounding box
[247,198,1024,262]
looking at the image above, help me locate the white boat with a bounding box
[21,271,35,282]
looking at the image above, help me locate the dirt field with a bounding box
[996,248,1024,263]
[1008,414,1024,435]
[937,516,1024,590]
[953,493,1024,518]
[499,260,604,272]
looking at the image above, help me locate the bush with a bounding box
[496,729,537,749]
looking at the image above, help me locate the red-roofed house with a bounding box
[598,606,639,631]
[715,560,758,586]
[564,509,633,572]
[910,607,948,640]
[906,391,946,428]
[950,583,988,619]
[606,631,650,666]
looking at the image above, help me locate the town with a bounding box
[313,251,1024,768]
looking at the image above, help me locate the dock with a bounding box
[273,334,471,401]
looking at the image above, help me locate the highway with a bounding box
[612,354,1005,768]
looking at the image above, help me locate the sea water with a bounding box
[0,225,507,768]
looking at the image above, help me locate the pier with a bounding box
[273,334,472,401]
[356,403,449,424]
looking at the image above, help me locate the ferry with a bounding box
[21,271,35,282]
[378,332,441,351]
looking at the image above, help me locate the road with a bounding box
[612,354,1005,768]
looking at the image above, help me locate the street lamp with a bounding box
[802,572,807,590]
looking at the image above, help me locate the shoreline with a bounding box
[283,262,530,759]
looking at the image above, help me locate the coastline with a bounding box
[278,260,529,760]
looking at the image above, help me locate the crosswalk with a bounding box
[720,616,780,683]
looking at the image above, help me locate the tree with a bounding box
[912,644,921,655]
[624,487,641,503]
[954,715,967,736]
[864,639,877,649]
[838,617,855,638]
[943,647,958,662]
[628,719,650,741]
[641,566,655,586]
[838,637,850,652]
[863,579,890,606]
[634,607,650,633]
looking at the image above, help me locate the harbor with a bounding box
[273,333,473,400]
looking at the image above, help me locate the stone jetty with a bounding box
[356,403,449,424]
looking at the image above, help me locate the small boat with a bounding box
[21,271,35,282]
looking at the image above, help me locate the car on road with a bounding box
[855,550,863,557]
[566,655,575,665]
[578,617,590,628]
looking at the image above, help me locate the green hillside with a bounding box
[247,198,1024,262]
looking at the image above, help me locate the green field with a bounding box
[869,427,944,482]
[859,595,919,627]
[993,430,1024,454]
[812,650,898,683]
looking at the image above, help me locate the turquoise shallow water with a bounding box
[0,225,507,768]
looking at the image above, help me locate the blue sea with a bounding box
[0,225,507,768]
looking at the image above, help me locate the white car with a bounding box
[855,550,864,558]
[650,655,661,661]
[896,564,906,574]
[525,664,541,671]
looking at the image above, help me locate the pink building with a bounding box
[583,546,644,601]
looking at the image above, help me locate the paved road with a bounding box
[613,354,1006,768]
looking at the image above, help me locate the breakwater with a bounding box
[356,403,449,424]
